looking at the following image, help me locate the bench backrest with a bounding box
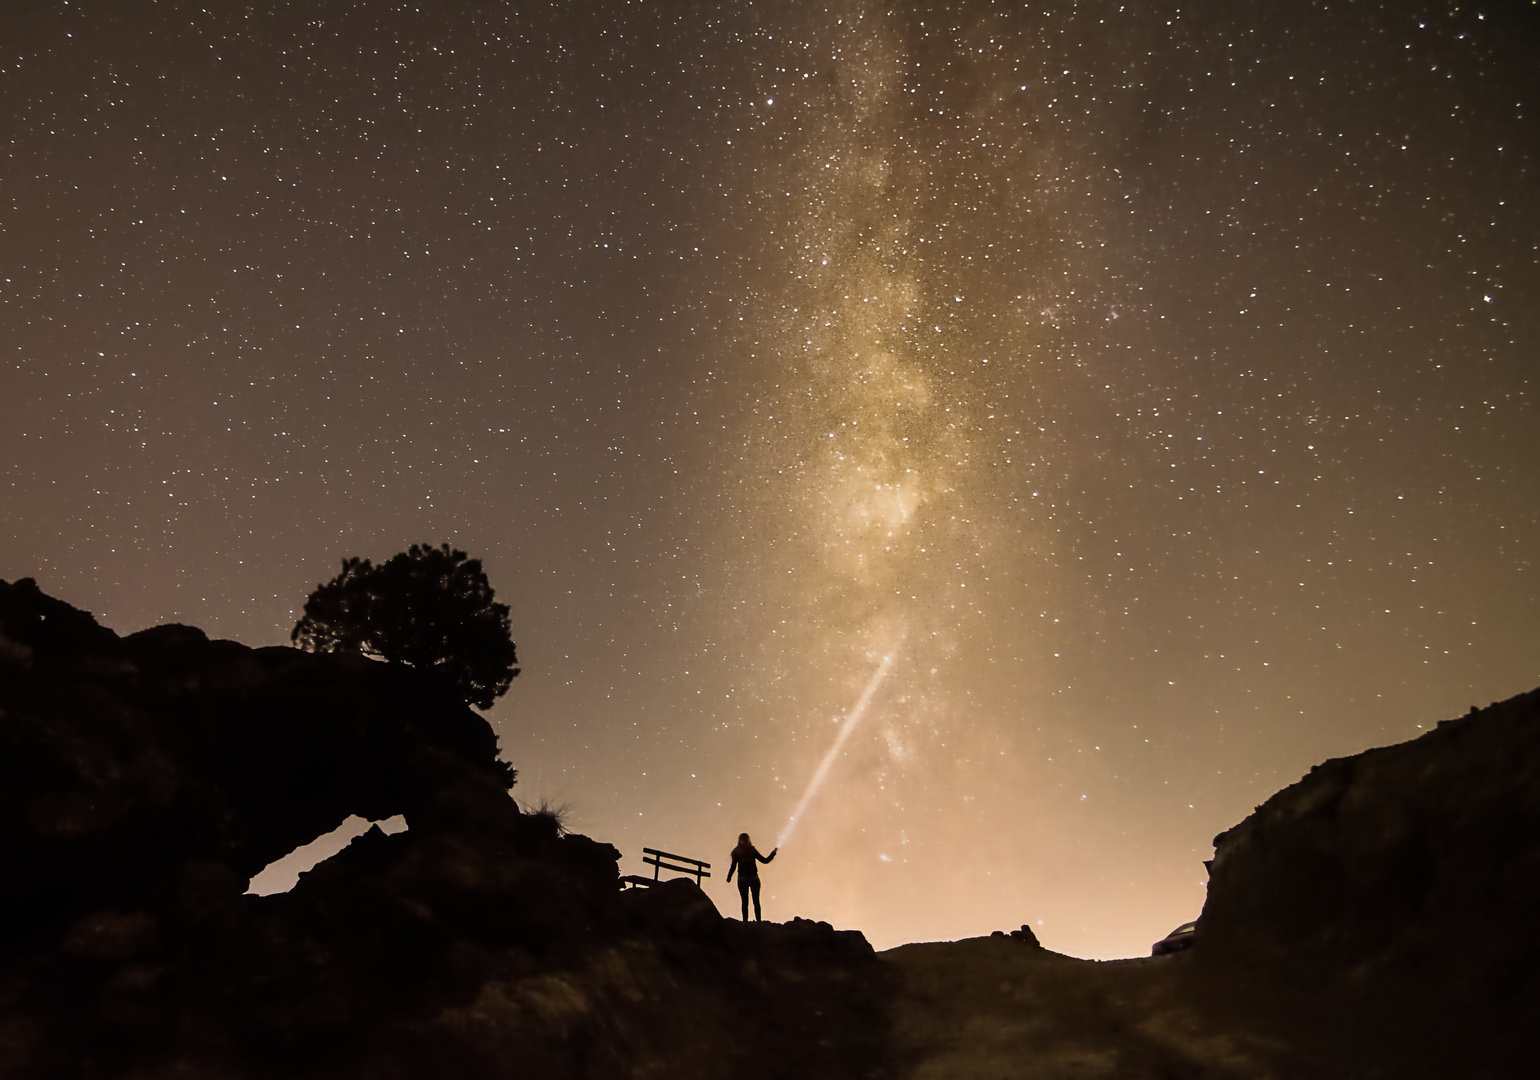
[641,847,712,884]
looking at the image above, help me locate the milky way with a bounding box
[3,1,1535,956]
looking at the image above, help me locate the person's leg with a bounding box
[750,879,762,922]
[738,878,750,921]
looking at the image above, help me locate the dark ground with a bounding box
[1,576,1535,1078]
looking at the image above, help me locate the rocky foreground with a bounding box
[1,577,1536,1078]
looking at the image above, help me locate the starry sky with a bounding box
[3,0,1536,958]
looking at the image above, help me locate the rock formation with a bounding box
[1195,687,1540,1075]
[0,579,887,1078]
[1202,689,1540,988]
[2,575,1536,1078]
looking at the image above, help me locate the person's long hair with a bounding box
[733,832,755,860]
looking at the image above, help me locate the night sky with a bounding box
[3,0,1536,958]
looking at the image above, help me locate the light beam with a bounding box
[777,645,900,848]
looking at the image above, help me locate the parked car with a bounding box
[1151,920,1197,955]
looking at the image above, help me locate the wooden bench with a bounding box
[619,846,711,889]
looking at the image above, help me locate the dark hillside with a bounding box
[1194,687,1540,1075]
[0,578,888,1078]
[880,689,1540,1078]
[2,576,1535,1078]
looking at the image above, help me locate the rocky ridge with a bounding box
[1,576,1536,1078]
[0,578,887,1078]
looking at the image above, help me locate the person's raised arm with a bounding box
[761,847,778,864]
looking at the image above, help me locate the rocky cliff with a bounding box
[875,691,1540,1080]
[2,577,1535,1078]
[1193,687,1540,1074]
[1204,688,1540,985]
[0,579,887,1078]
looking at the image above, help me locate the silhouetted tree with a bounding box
[292,544,519,708]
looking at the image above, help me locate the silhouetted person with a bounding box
[726,832,777,922]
